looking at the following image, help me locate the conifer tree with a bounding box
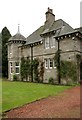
[2,27,11,78]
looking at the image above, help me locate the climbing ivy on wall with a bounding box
[60,60,77,81]
[39,62,44,83]
[54,51,77,82]
[20,57,31,81]
[32,58,39,82]
[20,57,41,82]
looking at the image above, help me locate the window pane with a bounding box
[45,59,48,68]
[50,37,55,48]
[53,38,55,47]
[16,68,19,73]
[49,59,53,68]
[45,37,49,49]
[15,62,19,66]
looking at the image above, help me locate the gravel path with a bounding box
[6,86,80,118]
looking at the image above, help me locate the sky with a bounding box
[0,0,81,37]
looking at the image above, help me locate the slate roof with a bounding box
[25,19,74,45]
[25,26,44,45]
[74,27,82,34]
[8,32,26,42]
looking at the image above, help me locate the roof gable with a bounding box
[25,19,75,45]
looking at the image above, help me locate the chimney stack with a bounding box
[45,7,55,28]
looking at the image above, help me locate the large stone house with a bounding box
[8,8,82,84]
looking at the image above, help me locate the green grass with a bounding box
[2,81,72,112]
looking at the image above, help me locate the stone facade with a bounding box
[8,8,82,84]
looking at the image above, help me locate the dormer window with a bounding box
[45,37,49,49]
[50,37,55,48]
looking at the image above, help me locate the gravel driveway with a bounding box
[6,86,80,118]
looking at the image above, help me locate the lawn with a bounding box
[2,80,72,112]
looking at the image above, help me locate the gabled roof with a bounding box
[25,19,74,45]
[8,32,26,42]
[74,27,82,34]
[41,19,74,36]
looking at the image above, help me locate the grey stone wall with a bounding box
[8,42,22,80]
[8,34,81,83]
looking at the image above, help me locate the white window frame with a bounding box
[45,59,48,69]
[50,37,55,48]
[45,37,50,49]
[53,59,56,69]
[15,67,20,74]
[49,59,53,69]
[15,62,20,74]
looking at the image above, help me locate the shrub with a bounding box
[49,77,54,84]
[13,74,17,81]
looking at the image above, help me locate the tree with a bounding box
[2,27,11,78]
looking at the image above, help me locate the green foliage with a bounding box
[13,74,18,81]
[39,62,44,83]
[20,57,26,80]
[2,27,11,78]
[54,51,77,83]
[76,54,81,62]
[20,57,31,81]
[60,61,77,81]
[54,50,59,68]
[32,59,39,82]
[48,77,54,84]
[20,58,44,83]
[25,57,31,78]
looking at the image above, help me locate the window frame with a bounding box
[15,62,20,74]
[53,59,56,69]
[45,37,50,49]
[50,36,55,48]
[49,58,53,69]
[45,59,48,69]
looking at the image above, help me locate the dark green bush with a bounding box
[49,77,54,84]
[13,74,17,81]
